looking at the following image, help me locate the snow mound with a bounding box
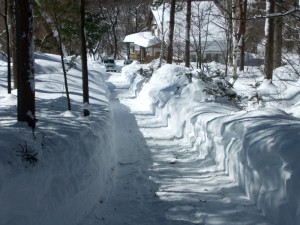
[0,55,117,225]
[123,62,300,225]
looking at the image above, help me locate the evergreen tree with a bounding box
[85,11,110,58]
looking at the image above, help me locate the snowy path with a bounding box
[79,74,273,225]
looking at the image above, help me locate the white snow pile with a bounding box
[0,53,117,225]
[1,52,300,225]
[121,61,300,225]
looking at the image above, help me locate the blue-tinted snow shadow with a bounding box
[144,138,273,225]
[79,78,206,225]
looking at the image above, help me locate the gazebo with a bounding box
[123,31,160,62]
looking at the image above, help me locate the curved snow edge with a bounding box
[203,108,300,225]
[129,64,300,225]
[0,113,116,225]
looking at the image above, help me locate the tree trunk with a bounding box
[15,0,36,129]
[51,0,72,110]
[135,6,139,33]
[264,0,275,80]
[4,0,12,93]
[112,23,118,59]
[158,1,166,68]
[8,0,17,89]
[238,0,247,71]
[81,0,90,116]
[166,0,176,64]
[109,6,120,59]
[185,0,191,68]
[232,0,238,80]
[226,0,233,67]
[273,0,283,69]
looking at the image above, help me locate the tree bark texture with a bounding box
[232,0,238,80]
[227,0,233,66]
[15,0,36,128]
[273,0,283,69]
[158,1,166,68]
[4,0,12,93]
[238,0,247,71]
[8,0,17,89]
[166,0,175,64]
[81,0,90,116]
[109,6,120,59]
[264,0,275,80]
[185,0,191,68]
[51,0,72,111]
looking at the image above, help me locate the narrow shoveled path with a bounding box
[79,73,273,225]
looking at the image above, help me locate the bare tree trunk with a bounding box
[185,0,191,68]
[51,0,72,110]
[15,0,36,129]
[109,6,120,59]
[112,22,118,59]
[224,0,232,76]
[232,0,238,80]
[166,0,175,64]
[198,34,202,69]
[264,0,275,80]
[201,13,211,69]
[135,4,140,33]
[214,0,232,76]
[273,0,283,69]
[158,1,166,68]
[225,0,233,69]
[81,0,90,116]
[190,2,202,69]
[8,0,17,89]
[4,0,12,93]
[238,0,247,71]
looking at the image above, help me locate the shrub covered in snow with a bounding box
[123,61,300,225]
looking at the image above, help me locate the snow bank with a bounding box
[0,117,115,225]
[0,53,117,225]
[204,108,300,225]
[125,63,300,225]
[107,60,146,95]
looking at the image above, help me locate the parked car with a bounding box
[103,59,117,72]
[124,59,133,65]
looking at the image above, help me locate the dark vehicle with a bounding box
[124,59,133,65]
[103,59,117,72]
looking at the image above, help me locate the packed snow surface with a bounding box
[1,54,300,225]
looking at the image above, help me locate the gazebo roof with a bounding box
[123,31,160,48]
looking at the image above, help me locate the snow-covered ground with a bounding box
[0,54,300,225]
[0,53,116,225]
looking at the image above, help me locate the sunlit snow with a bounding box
[1,53,300,225]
